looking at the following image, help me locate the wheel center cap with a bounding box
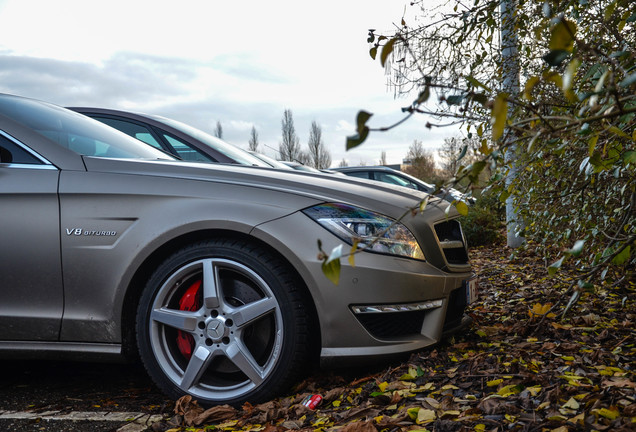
[206,319,227,341]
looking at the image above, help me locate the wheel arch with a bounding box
[120,229,321,363]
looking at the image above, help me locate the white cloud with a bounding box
[0,0,464,166]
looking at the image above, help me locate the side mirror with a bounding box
[0,146,13,163]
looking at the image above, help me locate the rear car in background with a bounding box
[333,165,476,205]
[69,107,270,167]
[1,93,476,406]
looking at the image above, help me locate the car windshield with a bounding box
[248,151,292,169]
[151,115,269,167]
[0,95,173,160]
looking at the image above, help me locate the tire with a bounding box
[136,238,310,406]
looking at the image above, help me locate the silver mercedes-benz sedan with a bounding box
[0,93,476,406]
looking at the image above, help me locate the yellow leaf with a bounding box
[312,416,329,426]
[562,397,580,410]
[562,59,580,101]
[487,379,503,387]
[538,401,551,410]
[407,407,420,421]
[419,196,429,212]
[479,138,492,155]
[378,381,388,392]
[552,322,572,330]
[396,389,416,398]
[523,76,540,101]
[544,71,563,89]
[608,125,630,139]
[549,19,576,51]
[415,382,434,392]
[441,384,459,390]
[498,384,521,397]
[530,303,552,316]
[332,400,341,407]
[559,374,584,380]
[380,38,396,67]
[568,413,585,425]
[595,407,620,420]
[348,240,358,267]
[416,409,437,424]
[455,200,468,216]
[491,93,508,141]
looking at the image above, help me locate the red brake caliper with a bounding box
[176,280,202,360]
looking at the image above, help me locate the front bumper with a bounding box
[252,210,475,364]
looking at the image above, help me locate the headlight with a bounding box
[303,203,425,260]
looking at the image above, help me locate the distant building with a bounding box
[400,159,413,171]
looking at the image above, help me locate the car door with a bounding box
[0,132,63,340]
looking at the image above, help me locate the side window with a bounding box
[375,172,417,189]
[92,117,164,150]
[162,134,214,162]
[346,171,372,180]
[0,134,42,164]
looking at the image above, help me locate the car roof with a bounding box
[333,165,399,172]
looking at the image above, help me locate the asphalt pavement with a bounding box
[0,359,174,431]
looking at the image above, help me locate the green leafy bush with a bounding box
[460,193,505,247]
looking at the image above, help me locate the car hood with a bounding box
[82,157,454,221]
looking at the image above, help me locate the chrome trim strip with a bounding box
[320,337,437,359]
[0,341,122,356]
[351,299,443,314]
[0,129,54,165]
[440,240,464,249]
[0,163,57,170]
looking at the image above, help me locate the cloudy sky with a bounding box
[0,0,460,166]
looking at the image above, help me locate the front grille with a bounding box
[434,219,469,265]
[355,310,428,339]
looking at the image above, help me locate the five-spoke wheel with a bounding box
[136,239,309,405]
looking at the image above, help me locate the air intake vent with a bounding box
[434,220,469,266]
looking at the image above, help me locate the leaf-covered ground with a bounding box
[158,244,636,432]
